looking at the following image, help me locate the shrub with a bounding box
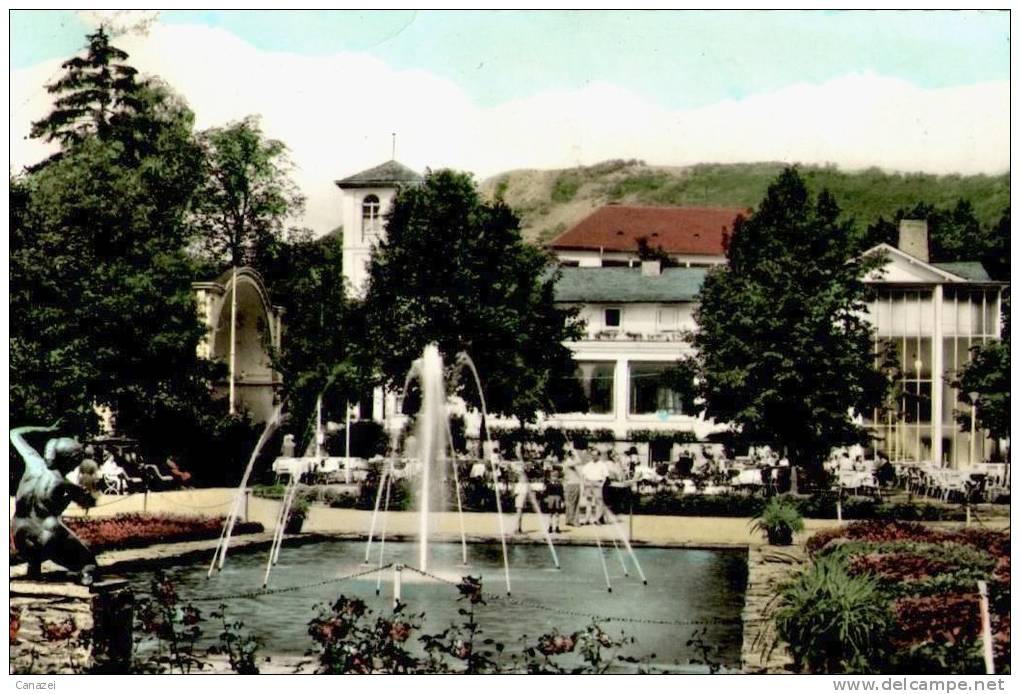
[751,497,805,545]
[551,170,583,203]
[627,429,698,444]
[632,492,766,517]
[62,514,263,553]
[329,420,387,458]
[893,593,980,648]
[771,556,891,673]
[798,521,1011,674]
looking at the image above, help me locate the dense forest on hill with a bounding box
[480,160,1010,247]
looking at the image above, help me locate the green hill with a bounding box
[479,161,1010,246]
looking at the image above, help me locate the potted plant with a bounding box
[751,497,804,545]
[285,497,310,534]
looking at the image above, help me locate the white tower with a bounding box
[335,160,422,295]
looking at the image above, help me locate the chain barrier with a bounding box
[88,492,236,511]
[93,493,138,508]
[160,497,236,511]
[191,562,394,603]
[401,565,740,627]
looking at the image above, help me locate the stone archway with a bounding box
[192,267,284,423]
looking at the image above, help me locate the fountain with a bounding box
[215,344,645,599]
[158,347,758,670]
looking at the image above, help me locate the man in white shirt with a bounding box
[582,449,610,524]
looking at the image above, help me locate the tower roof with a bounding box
[334,160,422,189]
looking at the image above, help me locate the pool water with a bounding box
[126,540,748,672]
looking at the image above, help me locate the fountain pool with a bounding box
[127,539,748,672]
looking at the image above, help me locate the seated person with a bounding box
[165,456,192,485]
[469,459,488,479]
[98,451,129,494]
[77,450,101,496]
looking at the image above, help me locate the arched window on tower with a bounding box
[362,194,381,241]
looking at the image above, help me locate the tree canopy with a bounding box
[691,168,890,477]
[11,28,222,461]
[191,116,305,270]
[29,26,143,153]
[360,169,583,422]
[258,228,371,451]
[954,295,1010,442]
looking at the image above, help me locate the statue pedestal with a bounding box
[10,578,134,674]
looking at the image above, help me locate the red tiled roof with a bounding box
[549,205,749,256]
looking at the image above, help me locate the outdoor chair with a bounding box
[939,473,969,503]
[143,464,175,491]
[101,472,127,495]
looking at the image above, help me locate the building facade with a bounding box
[335,160,423,421]
[548,261,720,440]
[550,214,1007,467]
[331,160,1006,466]
[192,267,285,424]
[859,231,1006,467]
[336,160,422,296]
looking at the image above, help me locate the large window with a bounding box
[629,362,687,415]
[362,194,381,240]
[573,361,615,414]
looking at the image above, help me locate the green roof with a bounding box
[931,262,992,282]
[554,266,708,303]
[335,160,422,189]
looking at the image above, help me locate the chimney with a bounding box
[641,260,661,277]
[898,219,929,263]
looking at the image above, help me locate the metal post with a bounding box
[978,580,995,674]
[315,394,323,458]
[914,358,922,462]
[970,403,978,466]
[344,401,352,484]
[393,563,403,609]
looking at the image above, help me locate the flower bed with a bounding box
[61,513,263,553]
[777,521,1010,674]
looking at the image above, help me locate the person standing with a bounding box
[582,448,610,524]
[563,446,583,527]
[512,462,529,534]
[543,469,565,534]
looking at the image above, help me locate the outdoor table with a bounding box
[733,469,764,486]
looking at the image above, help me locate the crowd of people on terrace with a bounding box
[274,432,1010,517]
[65,442,192,496]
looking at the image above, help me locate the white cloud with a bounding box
[10,21,1009,234]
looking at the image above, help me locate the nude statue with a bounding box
[11,424,98,585]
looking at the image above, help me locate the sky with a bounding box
[9,9,1011,234]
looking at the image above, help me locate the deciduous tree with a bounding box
[360,169,583,423]
[691,168,890,482]
[192,116,305,269]
[11,28,218,463]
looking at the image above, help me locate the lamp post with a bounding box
[914,358,923,462]
[968,391,980,466]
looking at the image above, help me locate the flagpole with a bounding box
[316,393,323,458]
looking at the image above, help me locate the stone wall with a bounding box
[740,545,805,674]
[10,579,134,674]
